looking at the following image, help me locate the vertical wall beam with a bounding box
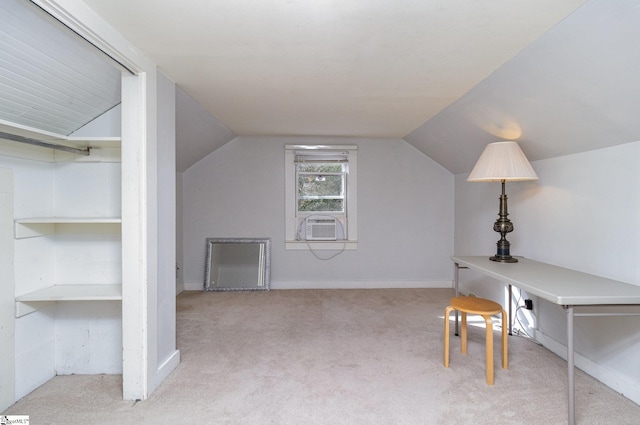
[121,71,149,400]
[0,169,15,410]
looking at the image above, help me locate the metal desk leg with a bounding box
[454,262,460,336]
[566,305,575,425]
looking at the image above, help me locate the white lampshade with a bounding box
[467,141,539,182]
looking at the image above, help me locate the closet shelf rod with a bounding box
[0,131,90,156]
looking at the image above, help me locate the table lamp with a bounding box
[467,141,538,263]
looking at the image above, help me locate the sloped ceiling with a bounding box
[406,0,640,173]
[80,0,598,172]
[176,87,235,172]
[0,0,121,136]
[4,0,638,174]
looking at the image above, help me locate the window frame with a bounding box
[285,144,358,250]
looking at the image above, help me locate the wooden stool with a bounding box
[444,296,508,385]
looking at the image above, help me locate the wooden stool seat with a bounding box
[444,296,508,385]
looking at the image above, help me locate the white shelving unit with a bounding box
[16,217,121,223]
[16,283,122,301]
[4,123,124,309]
[14,217,121,238]
[13,217,123,317]
[15,284,122,317]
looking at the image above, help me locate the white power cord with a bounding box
[296,216,347,260]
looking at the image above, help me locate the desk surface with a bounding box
[452,256,640,306]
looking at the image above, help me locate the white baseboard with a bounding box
[183,280,453,291]
[535,332,640,405]
[150,349,181,395]
[184,281,204,291]
[271,280,453,290]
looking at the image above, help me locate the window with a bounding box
[285,145,357,249]
[297,158,346,214]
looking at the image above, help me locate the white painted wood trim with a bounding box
[13,223,54,239]
[15,217,121,223]
[15,284,122,318]
[185,280,452,291]
[151,349,180,394]
[0,120,121,149]
[65,136,121,144]
[0,168,15,411]
[16,284,122,302]
[272,280,453,290]
[183,281,204,292]
[121,71,149,401]
[13,301,54,319]
[176,281,185,295]
[536,332,640,406]
[31,0,152,73]
[14,218,121,239]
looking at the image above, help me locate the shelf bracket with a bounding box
[14,222,55,239]
[15,301,54,318]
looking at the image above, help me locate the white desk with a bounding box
[451,256,640,425]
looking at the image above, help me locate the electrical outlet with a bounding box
[524,299,533,310]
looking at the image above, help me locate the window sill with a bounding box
[286,240,358,250]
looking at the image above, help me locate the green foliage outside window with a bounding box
[297,163,345,212]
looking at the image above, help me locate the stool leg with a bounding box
[484,315,494,385]
[444,306,454,368]
[461,312,467,354]
[501,309,508,369]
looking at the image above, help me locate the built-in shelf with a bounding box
[0,120,121,149]
[14,217,123,316]
[15,217,121,224]
[0,120,121,163]
[65,136,121,149]
[14,217,121,239]
[16,284,122,302]
[15,284,122,317]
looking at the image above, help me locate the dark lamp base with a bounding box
[490,255,518,263]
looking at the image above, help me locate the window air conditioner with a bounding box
[305,217,337,241]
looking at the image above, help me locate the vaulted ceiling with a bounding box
[81,0,585,139]
[0,0,121,136]
[406,0,640,173]
[3,0,640,174]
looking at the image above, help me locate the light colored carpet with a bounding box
[4,288,640,424]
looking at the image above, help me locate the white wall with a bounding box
[70,105,121,138]
[454,141,640,402]
[154,71,178,382]
[7,156,57,399]
[176,172,184,293]
[175,88,236,173]
[182,136,454,289]
[0,168,15,411]
[53,161,122,376]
